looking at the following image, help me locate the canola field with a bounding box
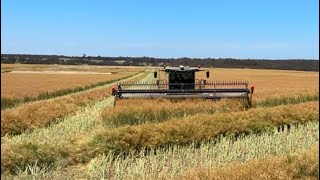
[1,64,319,180]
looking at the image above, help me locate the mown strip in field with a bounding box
[179,146,319,180]
[1,72,147,136]
[1,101,318,174]
[1,71,144,110]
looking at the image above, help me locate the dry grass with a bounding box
[179,145,319,180]
[1,72,147,136]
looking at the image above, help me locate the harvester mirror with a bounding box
[206,71,210,78]
[154,71,158,78]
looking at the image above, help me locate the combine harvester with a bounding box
[112,65,254,106]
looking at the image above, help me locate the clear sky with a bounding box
[1,0,319,59]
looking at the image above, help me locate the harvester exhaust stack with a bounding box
[112,66,254,106]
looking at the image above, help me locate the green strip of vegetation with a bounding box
[254,94,319,108]
[1,71,144,110]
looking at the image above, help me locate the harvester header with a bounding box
[112,66,254,106]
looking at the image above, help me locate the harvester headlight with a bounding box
[111,86,116,95]
[250,85,255,94]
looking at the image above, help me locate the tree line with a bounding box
[1,54,318,71]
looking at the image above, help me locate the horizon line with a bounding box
[1,53,319,61]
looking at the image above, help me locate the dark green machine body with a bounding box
[168,71,195,89]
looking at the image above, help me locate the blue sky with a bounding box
[1,0,319,59]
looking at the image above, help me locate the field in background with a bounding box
[1,64,145,98]
[1,63,146,72]
[3,65,317,99]
[1,65,318,179]
[155,67,319,100]
[205,68,319,99]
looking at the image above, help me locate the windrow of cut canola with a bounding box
[102,99,246,127]
[101,94,319,128]
[6,120,319,179]
[85,122,319,180]
[179,146,319,180]
[90,101,319,153]
[1,101,318,174]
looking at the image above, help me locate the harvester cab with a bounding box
[155,65,204,90]
[112,65,254,106]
